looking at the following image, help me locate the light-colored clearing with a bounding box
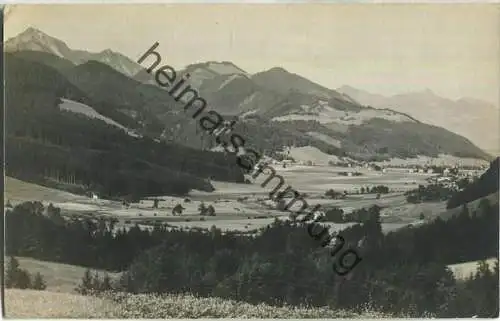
[59,98,127,130]
[305,131,342,148]
[288,146,341,165]
[271,103,412,125]
[447,258,498,280]
[58,98,139,137]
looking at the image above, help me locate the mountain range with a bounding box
[338,85,499,156]
[5,27,144,77]
[4,28,493,198]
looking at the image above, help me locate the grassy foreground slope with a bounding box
[4,289,393,318]
[3,257,392,318]
[4,289,122,318]
[5,176,85,206]
[12,257,121,293]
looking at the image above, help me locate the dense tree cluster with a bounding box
[338,171,363,176]
[322,205,385,224]
[406,184,455,203]
[359,185,389,194]
[6,198,498,317]
[325,189,346,199]
[76,269,113,295]
[5,256,47,290]
[323,207,345,222]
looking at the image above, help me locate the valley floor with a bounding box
[5,164,447,235]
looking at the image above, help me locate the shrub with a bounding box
[32,272,47,290]
[198,202,207,215]
[100,273,113,292]
[5,256,33,290]
[76,269,113,295]
[324,207,344,223]
[206,205,216,216]
[76,269,94,295]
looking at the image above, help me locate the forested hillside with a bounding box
[447,157,500,209]
[5,54,245,198]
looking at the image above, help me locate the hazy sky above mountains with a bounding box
[4,4,499,105]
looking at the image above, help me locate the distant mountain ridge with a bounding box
[4,27,492,163]
[5,27,144,78]
[337,85,499,155]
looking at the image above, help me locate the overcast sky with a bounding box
[4,4,499,105]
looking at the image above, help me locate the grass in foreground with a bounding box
[4,289,392,318]
[4,289,122,318]
[106,292,392,318]
[11,257,121,293]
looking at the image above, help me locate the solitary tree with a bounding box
[206,205,216,216]
[199,202,207,215]
[32,272,47,290]
[92,272,101,291]
[5,256,20,288]
[101,273,112,292]
[15,270,32,289]
[76,269,94,295]
[172,204,184,216]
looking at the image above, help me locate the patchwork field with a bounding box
[4,164,451,234]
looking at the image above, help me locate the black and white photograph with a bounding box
[2,3,499,318]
